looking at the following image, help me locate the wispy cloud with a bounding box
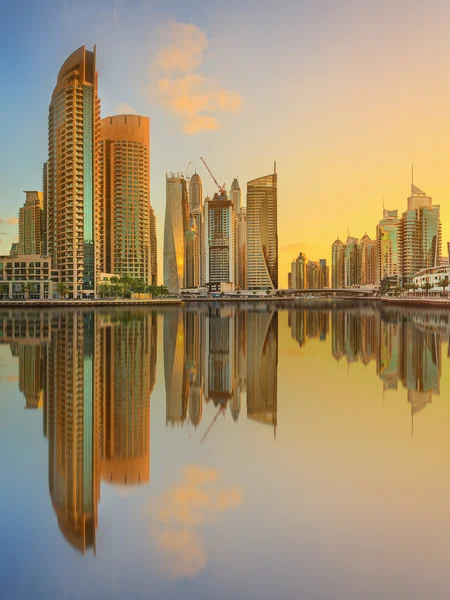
[114,103,138,115]
[0,232,7,236]
[151,466,242,579]
[6,218,18,225]
[281,243,309,253]
[153,21,242,134]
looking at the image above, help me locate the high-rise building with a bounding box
[48,46,101,298]
[399,184,441,285]
[189,173,203,286]
[164,174,189,293]
[19,191,44,255]
[42,162,49,255]
[344,236,360,287]
[331,238,345,288]
[376,209,401,284]
[236,207,247,289]
[290,252,307,289]
[99,114,152,283]
[230,178,241,214]
[149,206,157,285]
[246,165,278,290]
[185,219,200,288]
[359,234,377,285]
[204,192,234,291]
[319,259,329,288]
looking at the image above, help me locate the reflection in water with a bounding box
[0,310,157,554]
[163,306,278,436]
[1,303,450,564]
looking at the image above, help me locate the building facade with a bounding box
[164,174,189,293]
[290,252,308,289]
[246,166,278,290]
[376,209,401,284]
[149,206,157,285]
[331,238,345,288]
[185,221,200,288]
[189,173,204,286]
[47,46,101,298]
[99,114,152,284]
[19,191,44,256]
[359,234,377,285]
[0,255,60,299]
[236,206,247,289]
[399,185,441,285]
[204,192,234,291]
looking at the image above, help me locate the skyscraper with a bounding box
[150,205,157,285]
[246,164,278,290]
[204,192,234,291]
[236,207,247,289]
[48,46,101,298]
[359,234,377,285]
[376,209,401,284]
[42,162,49,255]
[185,218,200,288]
[399,184,441,285]
[344,236,359,287]
[331,238,345,288]
[99,114,152,283]
[189,173,204,286]
[18,191,44,255]
[164,174,189,293]
[290,252,308,289]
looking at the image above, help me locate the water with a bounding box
[1,302,450,600]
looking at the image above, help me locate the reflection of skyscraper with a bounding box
[247,311,278,434]
[246,166,278,290]
[11,342,45,409]
[204,308,235,405]
[164,310,188,425]
[164,174,189,293]
[47,312,100,553]
[99,315,154,486]
[185,311,204,426]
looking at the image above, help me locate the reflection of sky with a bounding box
[1,308,450,599]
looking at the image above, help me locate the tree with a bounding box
[437,276,449,296]
[410,283,419,296]
[56,283,69,299]
[421,282,434,296]
[119,275,134,298]
[393,286,402,297]
[266,287,271,295]
[97,282,111,299]
[23,282,37,299]
[133,279,146,298]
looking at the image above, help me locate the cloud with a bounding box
[6,218,18,225]
[0,232,7,236]
[281,243,309,253]
[151,466,242,579]
[153,21,242,134]
[114,103,138,115]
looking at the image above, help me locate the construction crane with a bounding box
[200,157,226,195]
[200,406,226,444]
[184,160,193,179]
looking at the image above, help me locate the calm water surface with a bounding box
[1,303,450,600]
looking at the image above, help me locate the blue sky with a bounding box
[1,0,450,282]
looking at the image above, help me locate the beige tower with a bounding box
[48,46,101,298]
[19,191,44,255]
[99,114,152,283]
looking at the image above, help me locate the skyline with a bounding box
[3,1,450,285]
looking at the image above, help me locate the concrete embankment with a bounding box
[0,299,182,308]
[381,297,450,308]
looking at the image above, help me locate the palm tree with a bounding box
[97,282,110,299]
[119,275,134,298]
[421,282,434,296]
[266,287,271,295]
[23,282,37,299]
[133,279,146,298]
[56,283,69,299]
[437,276,449,296]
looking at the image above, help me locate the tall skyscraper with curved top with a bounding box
[164,174,189,292]
[48,46,101,298]
[246,165,278,290]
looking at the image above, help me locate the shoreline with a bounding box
[0,298,182,308]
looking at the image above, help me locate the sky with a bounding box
[1,0,450,285]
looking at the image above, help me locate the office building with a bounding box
[0,255,60,299]
[47,46,101,298]
[376,209,401,284]
[164,174,189,293]
[246,165,278,290]
[19,191,44,255]
[189,173,204,286]
[150,206,157,285]
[359,234,377,285]
[399,184,441,285]
[290,252,307,289]
[332,237,345,288]
[42,162,49,255]
[204,192,234,291]
[344,236,360,287]
[99,114,152,283]
[185,219,200,288]
[236,207,247,289]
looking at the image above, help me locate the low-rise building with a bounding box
[0,255,60,299]
[412,265,450,292]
